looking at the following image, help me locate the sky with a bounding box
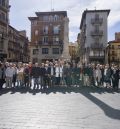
[9,0,120,42]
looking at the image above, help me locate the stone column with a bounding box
[61,17,71,61]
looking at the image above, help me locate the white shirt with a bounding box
[17,68,24,74]
[55,67,63,77]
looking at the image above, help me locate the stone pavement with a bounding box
[0,86,120,129]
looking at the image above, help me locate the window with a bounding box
[43,26,48,34]
[94,51,99,56]
[54,15,59,21]
[112,51,114,55]
[31,21,37,25]
[33,49,39,55]
[0,0,2,5]
[52,48,59,54]
[43,16,49,21]
[43,36,48,44]
[53,26,59,34]
[95,25,99,32]
[100,51,104,56]
[33,58,38,63]
[0,12,6,21]
[112,45,114,49]
[53,36,59,44]
[95,14,99,20]
[112,57,115,61]
[0,0,5,6]
[49,15,53,21]
[42,48,49,54]
[35,30,38,36]
[90,50,93,56]
[118,45,120,49]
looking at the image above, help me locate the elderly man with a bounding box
[31,63,41,89]
[5,63,15,88]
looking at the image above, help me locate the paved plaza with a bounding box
[0,86,120,129]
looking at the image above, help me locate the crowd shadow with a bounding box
[0,85,120,120]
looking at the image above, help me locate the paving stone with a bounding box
[0,86,120,129]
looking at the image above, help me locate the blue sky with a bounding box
[9,0,120,42]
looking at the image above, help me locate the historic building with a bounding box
[8,26,29,62]
[79,9,110,64]
[106,33,120,66]
[0,0,10,61]
[69,42,78,61]
[76,33,81,62]
[28,11,70,63]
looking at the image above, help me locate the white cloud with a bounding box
[9,0,120,42]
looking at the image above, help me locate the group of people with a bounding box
[0,60,120,91]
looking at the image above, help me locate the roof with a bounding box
[28,17,38,21]
[80,9,110,29]
[35,11,67,17]
[108,40,120,44]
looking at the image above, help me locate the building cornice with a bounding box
[80,9,110,29]
[35,11,67,17]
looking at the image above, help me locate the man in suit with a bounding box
[49,62,55,87]
[31,63,41,89]
[43,64,51,89]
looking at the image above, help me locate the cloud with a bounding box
[9,0,120,42]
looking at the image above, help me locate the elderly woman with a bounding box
[17,63,24,87]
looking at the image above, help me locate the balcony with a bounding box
[0,4,9,12]
[91,30,103,36]
[0,17,8,24]
[89,55,105,63]
[39,41,63,46]
[90,43,103,49]
[91,18,103,25]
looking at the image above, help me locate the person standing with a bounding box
[43,64,50,89]
[0,63,5,90]
[100,65,104,86]
[28,62,33,87]
[104,64,112,88]
[40,63,45,89]
[83,65,90,86]
[111,65,120,90]
[5,63,15,88]
[63,63,72,87]
[31,63,41,89]
[71,63,80,87]
[95,64,102,86]
[23,64,30,88]
[54,63,61,86]
[17,64,24,87]
[49,62,55,87]
[12,64,17,87]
